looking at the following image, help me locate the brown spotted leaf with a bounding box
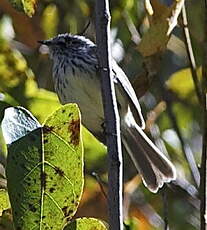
[42,103,84,227]
[2,104,83,229]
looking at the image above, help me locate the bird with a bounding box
[38,33,176,193]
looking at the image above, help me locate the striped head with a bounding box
[38,33,96,60]
[38,34,98,103]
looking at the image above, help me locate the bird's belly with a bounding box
[57,73,105,142]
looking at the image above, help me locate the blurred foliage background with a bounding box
[0,0,205,229]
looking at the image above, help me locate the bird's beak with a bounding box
[37,40,52,46]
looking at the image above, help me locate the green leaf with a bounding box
[0,190,10,216]
[166,68,201,103]
[8,0,37,17]
[0,128,7,166]
[41,4,59,38]
[63,217,107,230]
[0,39,29,92]
[124,217,139,230]
[23,0,37,17]
[42,103,84,220]
[3,104,83,229]
[121,0,134,10]
[22,76,60,123]
[27,86,60,123]
[82,127,106,173]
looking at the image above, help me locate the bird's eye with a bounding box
[71,40,79,45]
[65,38,72,45]
[57,40,65,46]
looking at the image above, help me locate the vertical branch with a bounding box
[200,1,207,229]
[200,95,207,230]
[162,188,169,230]
[181,4,202,104]
[181,3,207,227]
[95,1,123,230]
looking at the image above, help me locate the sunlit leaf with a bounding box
[0,38,37,110]
[8,0,37,17]
[1,106,40,145]
[25,77,60,123]
[28,89,60,123]
[0,128,7,164]
[41,4,59,39]
[2,105,83,229]
[166,68,201,102]
[121,0,134,10]
[173,103,193,133]
[43,104,84,213]
[0,190,10,216]
[138,0,184,56]
[63,217,107,230]
[124,217,140,230]
[82,128,106,173]
[0,39,30,92]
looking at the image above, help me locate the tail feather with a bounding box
[122,122,176,193]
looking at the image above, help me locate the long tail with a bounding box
[122,114,176,193]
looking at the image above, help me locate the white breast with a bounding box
[53,61,105,141]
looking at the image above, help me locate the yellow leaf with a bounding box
[138,0,184,57]
[166,68,201,102]
[8,0,37,17]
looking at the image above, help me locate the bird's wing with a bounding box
[112,60,145,129]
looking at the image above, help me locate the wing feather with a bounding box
[112,60,145,129]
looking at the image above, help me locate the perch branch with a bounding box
[95,1,123,230]
[200,1,207,229]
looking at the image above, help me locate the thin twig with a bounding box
[200,1,207,229]
[163,88,200,188]
[162,187,169,230]
[170,179,199,209]
[181,4,203,105]
[92,172,108,200]
[167,101,200,187]
[122,11,141,45]
[95,1,123,230]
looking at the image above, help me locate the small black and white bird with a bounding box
[39,33,176,193]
